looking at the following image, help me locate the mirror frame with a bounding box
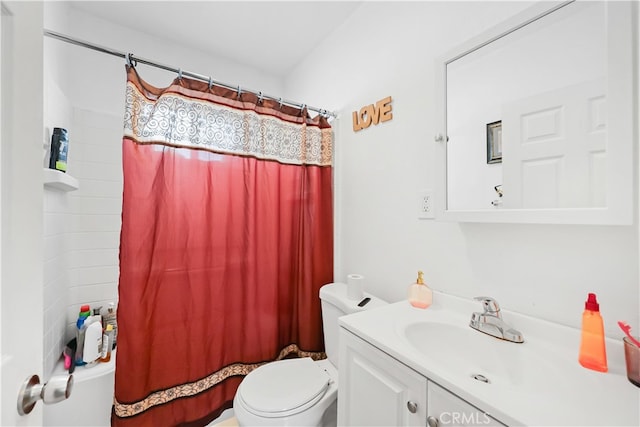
[435,1,636,225]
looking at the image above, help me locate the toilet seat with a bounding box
[237,357,331,418]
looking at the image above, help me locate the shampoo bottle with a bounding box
[49,127,68,172]
[75,305,91,366]
[100,324,114,363]
[408,270,432,309]
[102,302,117,349]
[578,293,608,372]
[83,317,103,367]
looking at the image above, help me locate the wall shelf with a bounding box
[43,168,79,192]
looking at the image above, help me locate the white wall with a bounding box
[42,2,284,377]
[284,1,639,337]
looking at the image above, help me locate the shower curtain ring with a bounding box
[237,85,242,98]
[177,69,183,80]
[278,98,283,109]
[208,77,213,90]
[125,53,132,67]
[258,91,264,103]
[300,104,307,112]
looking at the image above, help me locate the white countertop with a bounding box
[339,292,640,426]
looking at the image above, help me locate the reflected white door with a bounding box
[502,79,606,209]
[1,1,44,425]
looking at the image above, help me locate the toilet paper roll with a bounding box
[347,274,364,301]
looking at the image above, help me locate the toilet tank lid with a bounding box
[319,282,387,315]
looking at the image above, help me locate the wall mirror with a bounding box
[435,1,635,225]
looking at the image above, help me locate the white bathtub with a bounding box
[43,350,115,426]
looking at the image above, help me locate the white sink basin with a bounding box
[402,320,565,392]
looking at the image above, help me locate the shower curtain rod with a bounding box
[43,29,337,119]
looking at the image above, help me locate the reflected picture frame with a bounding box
[486,120,502,164]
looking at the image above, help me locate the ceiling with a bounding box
[70,1,362,77]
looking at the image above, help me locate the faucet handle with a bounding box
[473,296,501,315]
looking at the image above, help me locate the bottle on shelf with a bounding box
[48,127,69,173]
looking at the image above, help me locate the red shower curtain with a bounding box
[113,67,333,426]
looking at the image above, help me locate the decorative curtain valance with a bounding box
[123,66,333,166]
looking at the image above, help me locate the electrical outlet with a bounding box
[418,190,435,219]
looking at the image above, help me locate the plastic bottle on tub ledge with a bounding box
[100,324,114,363]
[102,302,118,349]
[75,305,91,366]
[83,317,103,367]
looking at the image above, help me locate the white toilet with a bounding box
[233,282,386,426]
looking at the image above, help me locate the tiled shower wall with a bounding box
[43,97,123,377]
[43,74,74,376]
[63,108,122,343]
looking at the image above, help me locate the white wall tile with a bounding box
[73,179,122,199]
[69,160,122,182]
[43,212,70,236]
[69,266,118,287]
[43,190,71,214]
[72,142,122,165]
[68,249,119,268]
[70,231,120,251]
[43,233,70,262]
[68,196,122,215]
[69,214,121,233]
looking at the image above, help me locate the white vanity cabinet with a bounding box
[338,328,427,426]
[338,328,505,427]
[427,382,504,427]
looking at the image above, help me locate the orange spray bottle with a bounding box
[578,293,608,372]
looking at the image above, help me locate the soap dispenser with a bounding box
[408,270,432,309]
[578,293,608,372]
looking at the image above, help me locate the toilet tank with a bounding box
[319,282,387,367]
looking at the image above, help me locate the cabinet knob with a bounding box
[427,415,440,427]
[406,401,418,413]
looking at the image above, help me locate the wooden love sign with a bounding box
[352,96,393,132]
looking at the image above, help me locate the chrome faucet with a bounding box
[469,296,524,343]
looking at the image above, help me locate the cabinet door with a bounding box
[427,382,505,426]
[339,329,427,426]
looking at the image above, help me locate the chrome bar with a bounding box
[43,29,337,118]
